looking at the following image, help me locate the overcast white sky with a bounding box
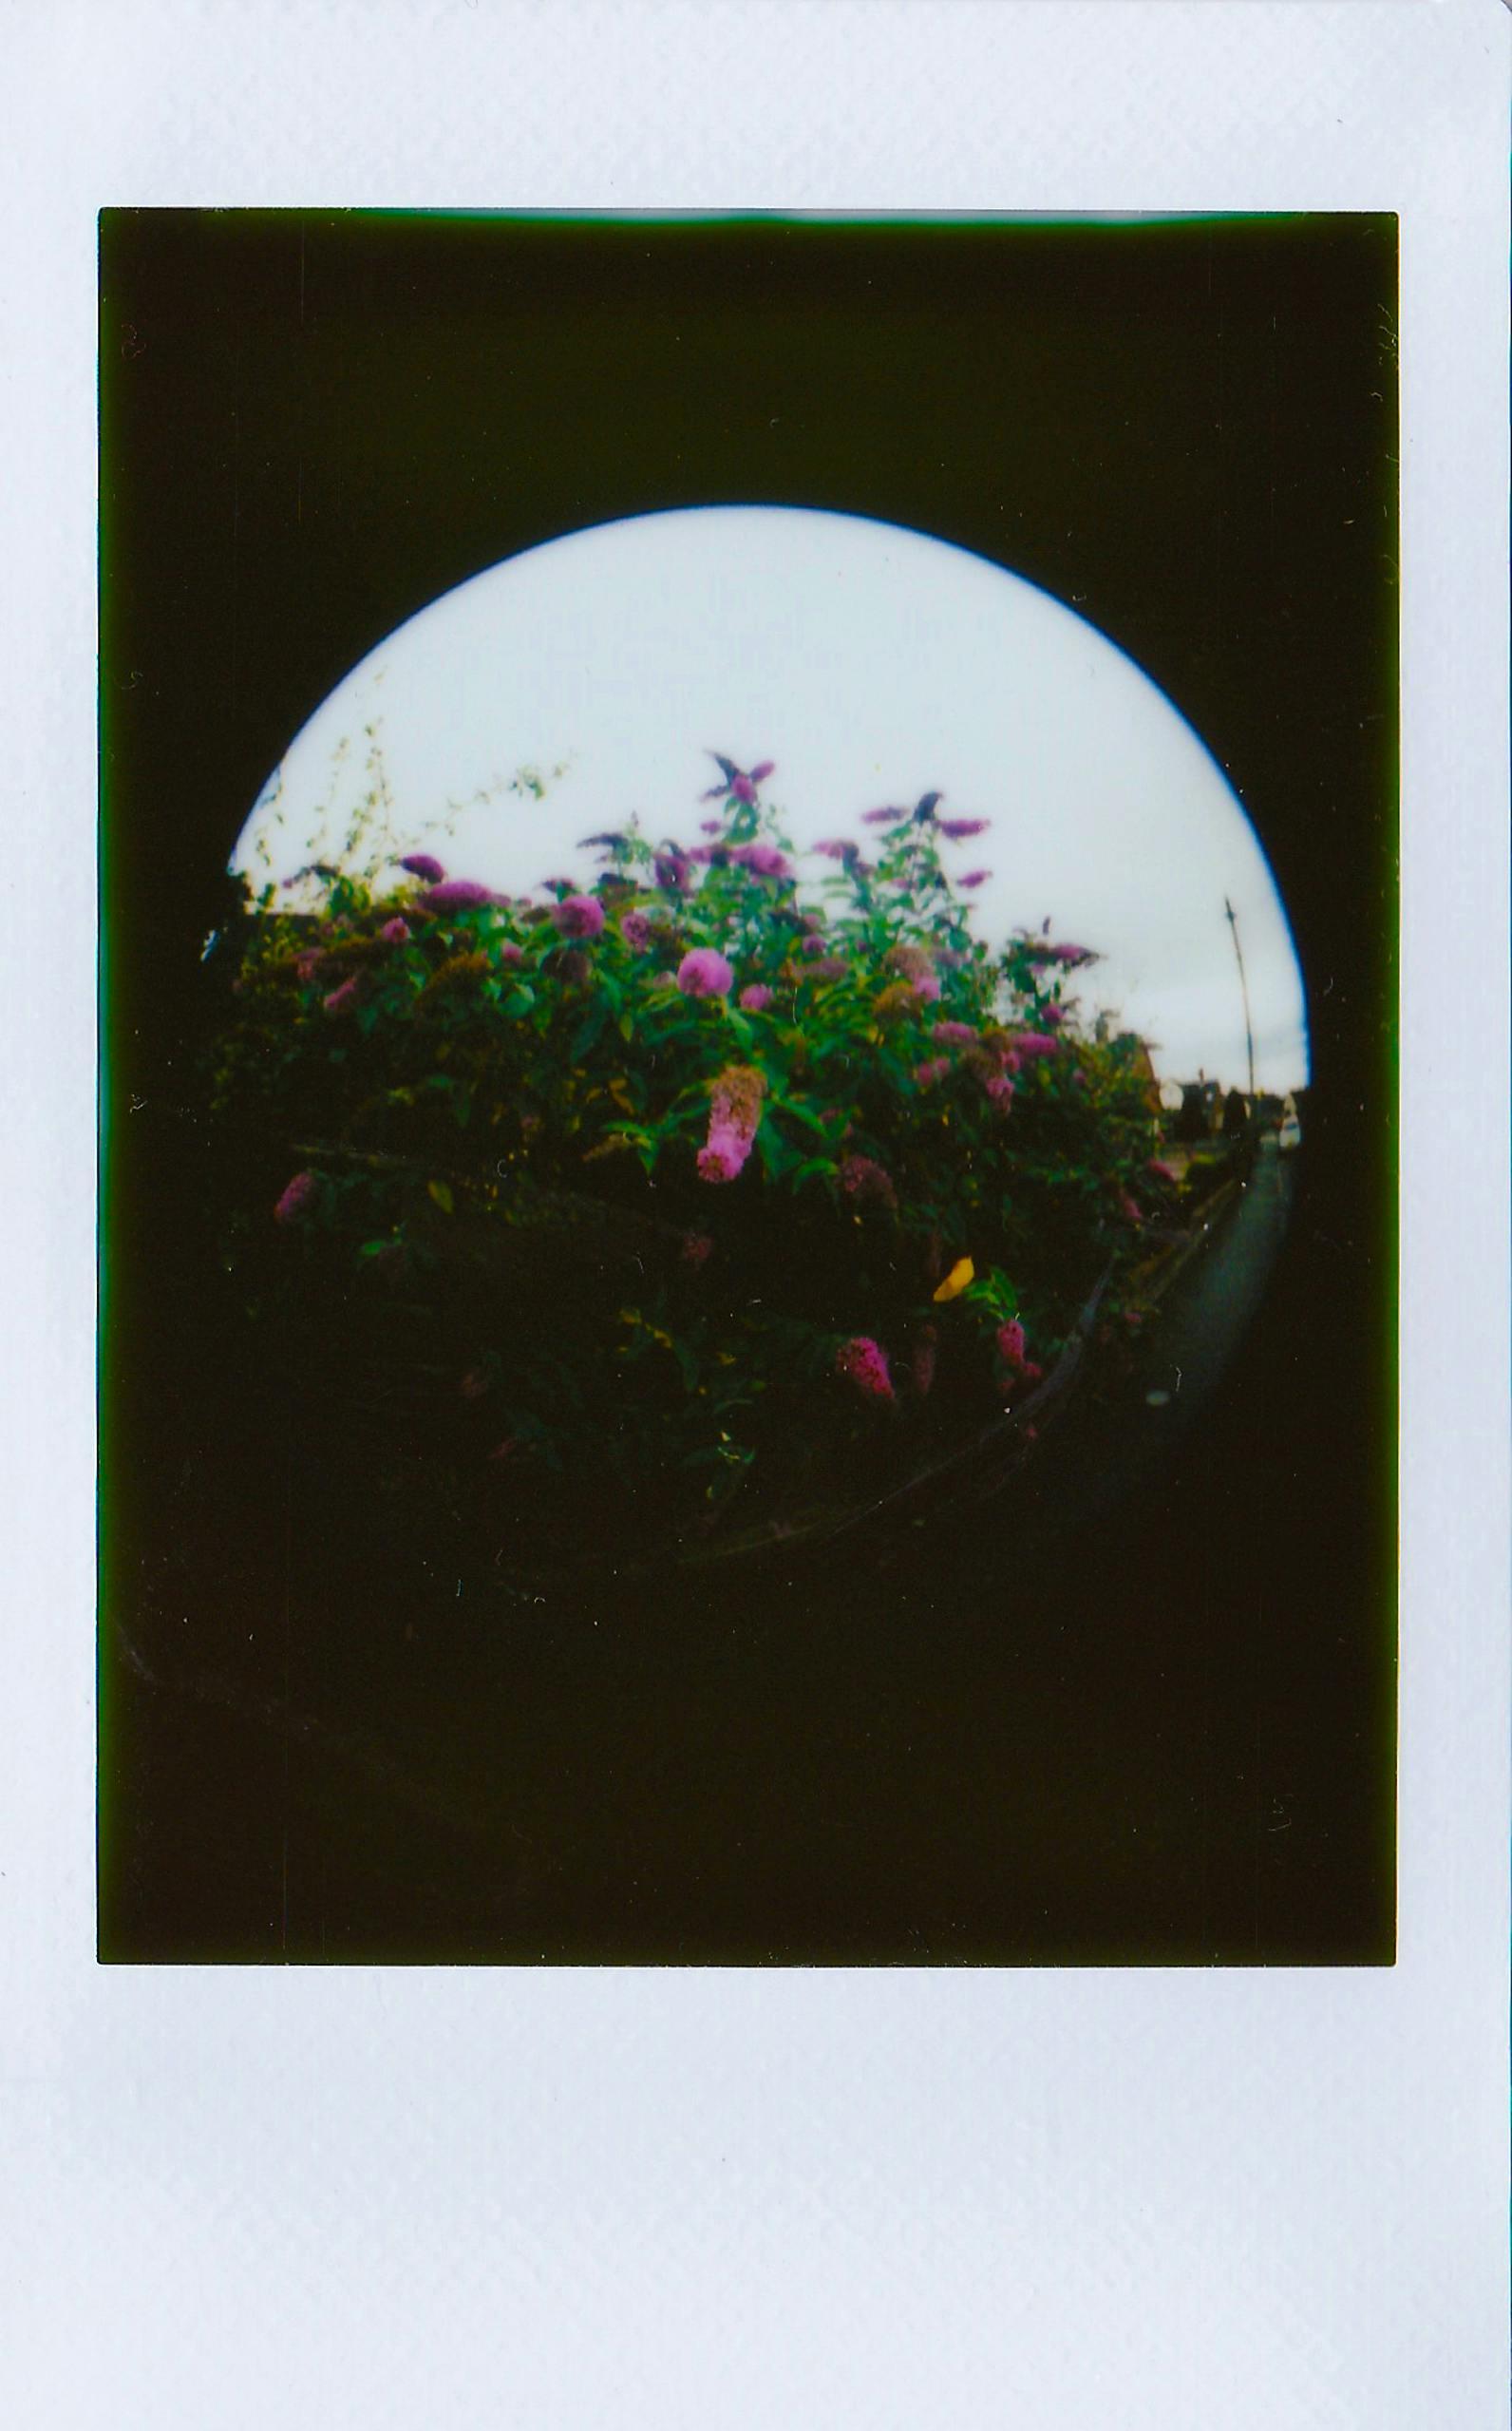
[235,507,1309,1093]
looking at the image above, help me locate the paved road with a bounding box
[1136,1135,1297,1425]
[1005,1135,1299,1544]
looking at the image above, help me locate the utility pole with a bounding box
[1223,896,1257,1102]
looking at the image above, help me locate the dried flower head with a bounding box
[839,1154,898,1213]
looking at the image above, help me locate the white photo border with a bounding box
[4,4,1508,2423]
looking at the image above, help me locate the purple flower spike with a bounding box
[936,817,991,841]
[676,948,734,999]
[730,843,791,880]
[739,983,773,1012]
[401,852,446,884]
[862,806,903,826]
[498,941,525,967]
[419,880,496,913]
[836,1336,895,1403]
[696,1137,745,1184]
[274,1169,320,1225]
[551,893,606,940]
[813,839,860,863]
[914,1057,952,1090]
[619,910,654,950]
[958,869,991,890]
[701,751,773,803]
[323,976,363,1016]
[932,1019,977,1048]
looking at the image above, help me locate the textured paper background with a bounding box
[5,3,1509,2422]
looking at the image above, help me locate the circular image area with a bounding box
[215,507,1308,1575]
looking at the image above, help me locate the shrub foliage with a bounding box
[209,756,1172,1556]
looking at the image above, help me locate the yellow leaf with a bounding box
[933,1255,974,1303]
[427,1179,454,1215]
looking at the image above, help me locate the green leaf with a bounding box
[572,999,610,1059]
[427,1179,454,1215]
[770,1095,831,1141]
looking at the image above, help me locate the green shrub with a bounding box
[209,756,1163,1554]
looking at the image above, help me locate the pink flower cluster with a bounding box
[551,894,606,940]
[701,753,775,805]
[274,1169,320,1225]
[730,843,791,880]
[678,947,734,998]
[835,1336,895,1403]
[697,1063,765,1185]
[739,983,773,1012]
[996,1320,1045,1396]
[932,1019,977,1048]
[419,880,497,913]
[1022,938,1096,969]
[400,853,446,883]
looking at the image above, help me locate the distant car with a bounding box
[1277,1112,1301,1152]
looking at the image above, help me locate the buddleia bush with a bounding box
[209,754,1171,1560]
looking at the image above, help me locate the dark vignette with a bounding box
[99,213,1398,1965]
